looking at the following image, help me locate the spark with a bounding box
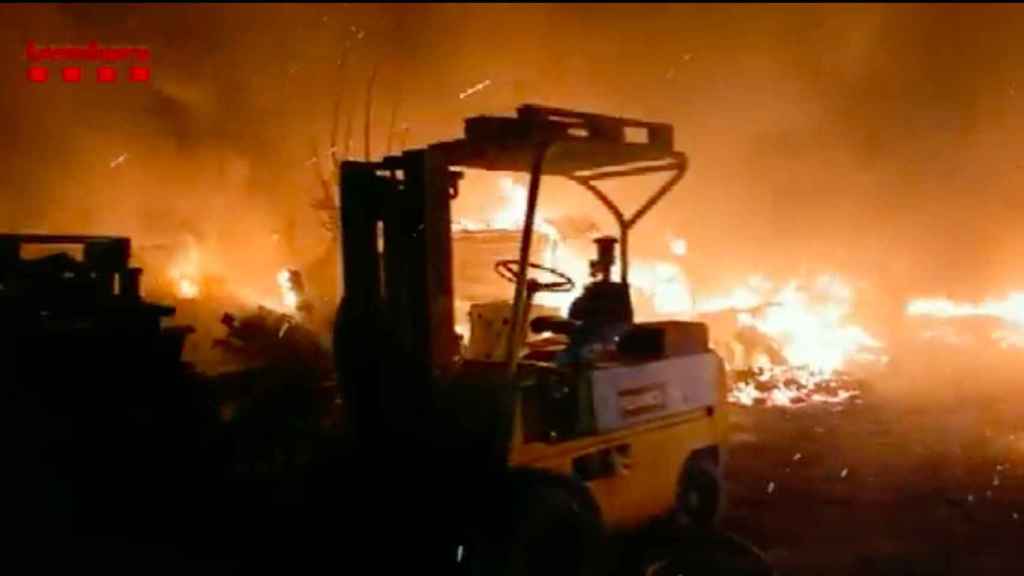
[840,468,848,479]
[109,153,128,168]
[305,157,318,166]
[459,79,492,100]
[766,481,775,494]
[456,545,464,563]
[669,236,687,256]
[792,453,802,462]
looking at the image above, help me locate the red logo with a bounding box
[25,41,150,84]
[96,66,117,83]
[128,65,150,83]
[27,66,47,83]
[61,67,82,83]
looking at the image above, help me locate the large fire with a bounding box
[453,177,886,408]
[453,177,579,315]
[453,177,562,254]
[699,276,884,374]
[905,293,1024,349]
[695,276,884,407]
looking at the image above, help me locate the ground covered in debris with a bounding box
[721,380,1024,576]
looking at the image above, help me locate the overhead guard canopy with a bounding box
[379,104,681,175]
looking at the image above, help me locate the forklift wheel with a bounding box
[677,456,722,529]
[468,468,606,576]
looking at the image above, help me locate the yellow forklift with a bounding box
[333,105,729,576]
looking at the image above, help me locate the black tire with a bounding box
[677,455,722,529]
[466,468,606,576]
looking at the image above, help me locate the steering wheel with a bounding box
[495,259,576,293]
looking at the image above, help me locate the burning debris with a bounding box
[696,276,884,408]
[698,276,885,375]
[729,366,864,408]
[215,306,331,378]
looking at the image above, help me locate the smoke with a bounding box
[2,4,1022,339]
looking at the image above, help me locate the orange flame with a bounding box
[277,268,300,312]
[699,275,883,375]
[175,277,200,300]
[168,239,202,300]
[669,236,688,257]
[906,293,1024,348]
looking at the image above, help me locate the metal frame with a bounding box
[502,150,688,375]
[335,104,689,385]
[568,153,688,285]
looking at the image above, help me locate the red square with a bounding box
[96,66,117,83]
[62,67,82,83]
[128,66,150,82]
[27,66,48,83]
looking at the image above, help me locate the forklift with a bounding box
[333,105,729,575]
